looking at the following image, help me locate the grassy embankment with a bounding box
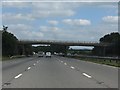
[68,56,120,67]
[1,55,26,61]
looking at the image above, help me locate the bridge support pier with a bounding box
[22,44,25,55]
[64,45,69,56]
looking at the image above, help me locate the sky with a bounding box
[1,0,119,44]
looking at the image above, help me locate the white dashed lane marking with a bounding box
[27,67,31,70]
[61,61,63,63]
[33,63,36,66]
[70,66,75,69]
[14,74,22,79]
[83,73,92,78]
[64,63,67,65]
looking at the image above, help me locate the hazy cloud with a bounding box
[102,16,118,24]
[8,24,44,40]
[47,20,58,25]
[62,19,91,26]
[2,1,118,41]
[2,2,31,8]
[40,26,60,32]
[2,13,34,24]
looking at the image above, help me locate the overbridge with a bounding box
[19,40,112,56]
[19,40,110,46]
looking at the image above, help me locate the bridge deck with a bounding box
[19,40,110,46]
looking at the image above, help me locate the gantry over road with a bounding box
[19,40,111,47]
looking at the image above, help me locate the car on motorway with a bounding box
[38,51,44,57]
[45,52,51,58]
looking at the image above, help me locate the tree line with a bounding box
[2,25,120,57]
[92,32,120,56]
[2,27,33,57]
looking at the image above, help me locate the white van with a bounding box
[46,52,51,57]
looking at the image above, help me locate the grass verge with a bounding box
[2,55,26,61]
[68,56,120,67]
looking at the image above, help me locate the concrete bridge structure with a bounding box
[19,40,111,56]
[19,40,110,47]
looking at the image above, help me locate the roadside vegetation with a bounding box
[32,44,69,55]
[68,56,120,67]
[67,32,120,67]
[93,32,120,56]
[1,25,120,66]
[2,55,26,61]
[2,26,33,61]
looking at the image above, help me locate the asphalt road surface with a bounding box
[2,56,118,88]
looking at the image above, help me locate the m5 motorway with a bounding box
[2,56,118,88]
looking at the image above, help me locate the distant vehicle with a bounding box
[38,51,44,57]
[67,53,71,56]
[45,52,51,57]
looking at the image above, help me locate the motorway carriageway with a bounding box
[2,56,118,88]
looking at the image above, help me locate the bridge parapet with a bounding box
[18,40,111,47]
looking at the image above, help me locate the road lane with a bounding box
[3,56,111,88]
[2,57,40,84]
[56,56,118,88]
[2,56,118,88]
[2,57,37,70]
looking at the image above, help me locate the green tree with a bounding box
[24,45,33,56]
[50,44,69,56]
[93,32,120,56]
[2,30,18,56]
[100,32,120,43]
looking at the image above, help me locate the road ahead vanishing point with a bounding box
[2,56,118,88]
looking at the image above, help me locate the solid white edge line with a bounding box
[14,74,22,79]
[83,73,92,78]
